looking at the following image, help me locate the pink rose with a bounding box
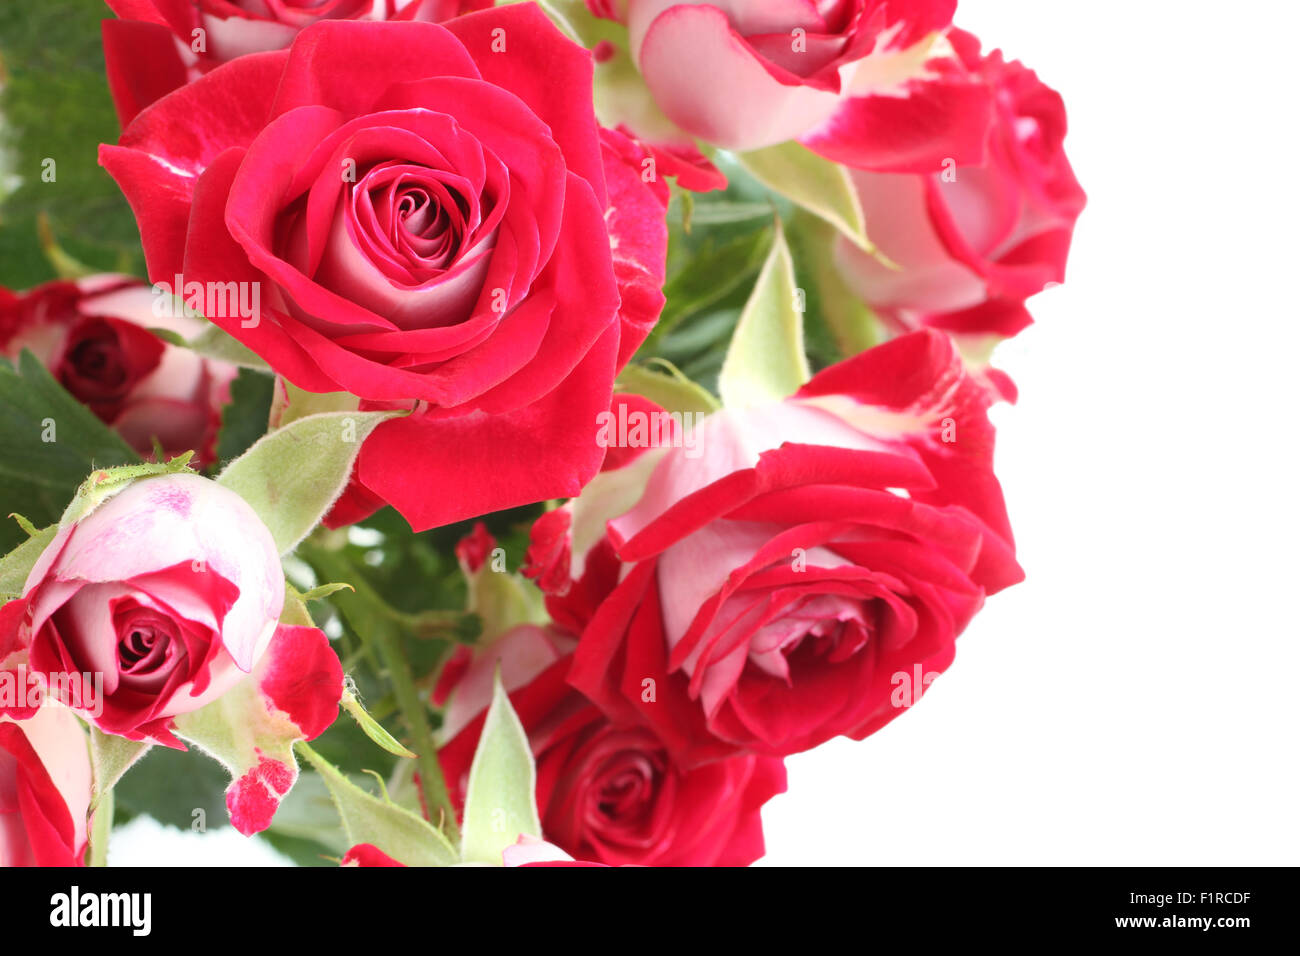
[0,705,93,867]
[0,473,284,745]
[502,835,609,867]
[621,0,993,170]
[1,276,237,465]
[102,11,666,532]
[834,29,1087,338]
[102,0,493,126]
[540,330,1021,763]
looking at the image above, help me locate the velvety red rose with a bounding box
[102,10,665,531]
[437,625,785,866]
[102,0,493,126]
[0,706,93,867]
[1,275,236,465]
[613,0,992,171]
[835,29,1086,338]
[537,330,1022,764]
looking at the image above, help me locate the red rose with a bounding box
[542,330,1022,763]
[0,706,93,867]
[437,625,785,866]
[1,276,236,465]
[834,29,1086,338]
[102,9,664,531]
[102,0,493,126]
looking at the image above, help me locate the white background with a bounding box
[112,0,1300,865]
[761,0,1300,865]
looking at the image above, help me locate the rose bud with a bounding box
[437,625,786,866]
[537,330,1022,763]
[0,473,284,746]
[834,29,1086,339]
[0,705,93,867]
[101,0,494,126]
[0,275,236,466]
[617,0,992,170]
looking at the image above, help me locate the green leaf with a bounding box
[296,581,355,604]
[459,671,542,865]
[616,360,721,416]
[0,521,56,600]
[296,741,458,866]
[150,322,270,371]
[58,452,196,528]
[0,351,141,553]
[8,513,38,536]
[786,211,881,359]
[684,201,776,226]
[215,368,275,466]
[733,142,874,253]
[216,409,403,555]
[88,725,151,811]
[0,0,148,286]
[268,377,359,430]
[341,686,416,760]
[647,226,771,349]
[462,553,547,648]
[717,223,811,408]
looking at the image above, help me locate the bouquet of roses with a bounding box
[0,0,1082,867]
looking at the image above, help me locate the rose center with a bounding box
[596,759,656,821]
[68,336,126,389]
[115,616,184,681]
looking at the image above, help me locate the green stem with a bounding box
[88,788,113,867]
[373,617,457,840]
[301,543,459,844]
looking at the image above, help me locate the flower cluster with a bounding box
[0,0,1080,867]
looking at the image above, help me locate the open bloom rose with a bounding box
[437,624,785,866]
[0,473,284,745]
[102,0,492,126]
[0,705,93,867]
[1,276,236,465]
[533,330,1022,763]
[102,10,665,531]
[616,0,992,170]
[834,29,1086,338]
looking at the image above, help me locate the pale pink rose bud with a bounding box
[0,473,284,746]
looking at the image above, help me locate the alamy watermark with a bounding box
[0,665,104,717]
[151,274,261,327]
[595,406,705,459]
